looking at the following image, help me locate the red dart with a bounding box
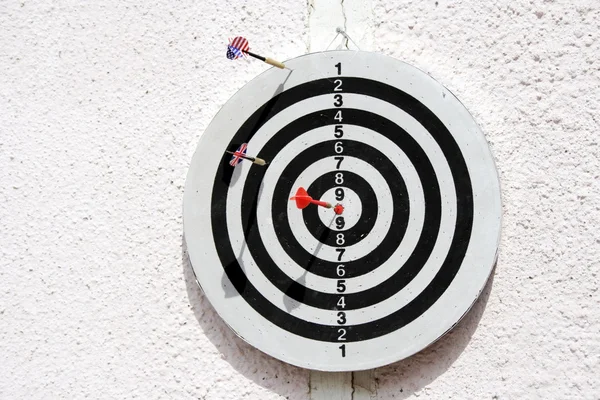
[290,187,330,209]
[290,187,344,214]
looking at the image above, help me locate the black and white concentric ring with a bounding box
[226,108,455,317]
[281,157,394,263]
[313,182,364,234]
[221,107,456,315]
[259,126,424,292]
[183,50,501,372]
[308,173,372,242]
[232,91,456,272]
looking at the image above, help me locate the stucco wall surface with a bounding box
[1,0,598,399]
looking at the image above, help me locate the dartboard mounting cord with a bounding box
[327,27,361,51]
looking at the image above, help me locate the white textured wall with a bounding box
[1,0,598,399]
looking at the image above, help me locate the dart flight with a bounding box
[226,36,285,69]
[227,143,266,166]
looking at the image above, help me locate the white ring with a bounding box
[252,125,423,294]
[283,156,394,262]
[221,93,456,323]
[223,93,456,296]
[317,187,362,231]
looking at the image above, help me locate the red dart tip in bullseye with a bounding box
[290,187,333,210]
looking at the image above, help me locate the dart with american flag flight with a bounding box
[226,143,267,167]
[226,36,286,69]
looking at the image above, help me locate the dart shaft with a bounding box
[244,50,265,62]
[311,199,332,208]
[244,50,285,69]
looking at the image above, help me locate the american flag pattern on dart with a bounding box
[226,36,250,59]
[229,143,248,166]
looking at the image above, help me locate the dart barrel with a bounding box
[265,57,285,69]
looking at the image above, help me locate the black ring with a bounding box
[243,113,432,309]
[269,139,409,278]
[211,77,473,342]
[302,170,378,247]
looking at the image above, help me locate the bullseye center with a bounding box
[317,187,362,230]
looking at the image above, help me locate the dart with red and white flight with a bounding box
[226,36,286,69]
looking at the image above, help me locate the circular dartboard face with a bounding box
[183,50,501,372]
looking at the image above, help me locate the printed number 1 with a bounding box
[335,62,341,75]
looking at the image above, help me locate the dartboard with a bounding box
[183,50,501,371]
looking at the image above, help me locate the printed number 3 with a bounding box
[334,94,343,107]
